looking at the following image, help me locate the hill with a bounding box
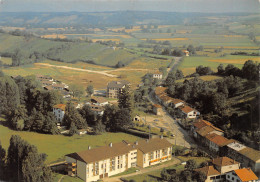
[0,11,257,27]
[0,33,138,67]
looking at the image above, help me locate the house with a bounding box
[41,80,55,87]
[205,133,232,153]
[182,50,189,56]
[190,119,213,138]
[196,125,224,146]
[169,98,185,108]
[194,165,221,182]
[51,84,67,90]
[36,75,53,82]
[194,157,240,182]
[178,105,200,119]
[65,137,172,182]
[153,104,162,115]
[212,157,240,174]
[221,141,260,173]
[106,80,130,98]
[225,168,258,182]
[53,104,66,124]
[91,96,109,106]
[152,71,163,80]
[89,104,104,116]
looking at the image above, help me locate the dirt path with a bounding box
[103,158,181,182]
[35,63,118,77]
[58,175,65,182]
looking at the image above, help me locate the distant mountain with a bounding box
[0,11,255,27]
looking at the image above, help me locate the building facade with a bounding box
[106,80,130,99]
[53,104,66,124]
[65,138,172,182]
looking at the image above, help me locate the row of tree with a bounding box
[0,72,62,134]
[0,135,52,182]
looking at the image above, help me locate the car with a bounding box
[171,134,175,137]
[154,119,159,122]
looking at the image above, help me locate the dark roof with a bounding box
[212,157,239,167]
[107,80,130,89]
[135,138,172,154]
[66,138,172,164]
[66,141,136,164]
[238,147,260,162]
[91,96,108,104]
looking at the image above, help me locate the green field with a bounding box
[179,55,260,75]
[0,57,12,65]
[0,123,140,164]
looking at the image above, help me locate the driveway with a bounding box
[103,157,181,182]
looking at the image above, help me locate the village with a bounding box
[33,70,260,182]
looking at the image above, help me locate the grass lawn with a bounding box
[53,173,83,182]
[0,123,140,164]
[110,167,137,177]
[0,57,12,65]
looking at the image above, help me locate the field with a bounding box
[0,57,12,65]
[179,55,260,76]
[0,122,140,164]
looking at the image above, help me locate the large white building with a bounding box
[53,104,66,124]
[65,137,172,182]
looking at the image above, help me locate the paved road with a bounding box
[147,94,196,148]
[103,157,181,182]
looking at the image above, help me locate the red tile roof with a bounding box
[155,87,167,95]
[206,133,230,147]
[195,166,220,177]
[212,157,239,167]
[53,104,66,111]
[170,98,184,105]
[193,119,212,129]
[153,104,162,108]
[180,105,195,114]
[234,168,258,181]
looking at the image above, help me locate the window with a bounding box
[210,177,215,180]
[216,176,220,179]
[121,164,122,168]
[232,177,234,180]
[227,175,230,178]
[110,158,115,171]
[144,155,146,163]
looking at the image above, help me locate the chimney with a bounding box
[135,141,138,145]
[109,143,112,147]
[88,146,91,150]
[160,135,163,139]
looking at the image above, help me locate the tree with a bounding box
[0,141,6,180]
[94,119,106,135]
[165,72,176,87]
[113,108,133,131]
[161,168,171,181]
[193,171,207,182]
[70,84,84,99]
[86,85,94,97]
[175,69,184,80]
[159,67,167,78]
[12,48,24,66]
[187,45,196,55]
[8,105,27,131]
[63,102,86,129]
[242,60,259,81]
[118,87,133,112]
[79,105,96,126]
[69,122,78,136]
[185,159,197,171]
[217,64,225,75]
[7,135,52,182]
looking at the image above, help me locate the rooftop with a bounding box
[206,133,230,147]
[227,142,246,151]
[234,168,258,181]
[170,98,184,105]
[193,119,212,129]
[91,96,108,104]
[194,166,220,177]
[238,146,260,162]
[212,156,239,167]
[180,105,196,114]
[53,104,66,111]
[66,138,172,164]
[153,104,162,108]
[154,87,167,96]
[107,80,130,89]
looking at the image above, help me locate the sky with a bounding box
[0,0,259,13]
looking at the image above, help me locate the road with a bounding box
[103,157,181,182]
[35,63,118,77]
[147,93,196,148]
